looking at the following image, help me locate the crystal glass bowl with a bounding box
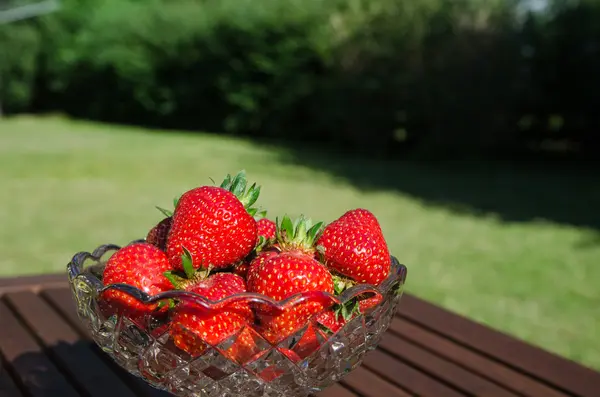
[67,241,408,397]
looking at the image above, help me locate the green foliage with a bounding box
[1,0,599,158]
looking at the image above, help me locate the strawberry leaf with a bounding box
[157,299,176,310]
[331,274,355,295]
[340,303,351,320]
[254,208,268,220]
[221,170,261,210]
[336,299,360,321]
[220,173,232,189]
[245,183,260,207]
[173,196,180,209]
[333,279,347,295]
[281,215,294,242]
[296,216,308,241]
[230,170,247,197]
[164,271,186,289]
[307,221,324,244]
[155,206,173,218]
[255,235,268,252]
[181,246,195,279]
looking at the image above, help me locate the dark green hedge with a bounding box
[1,0,599,158]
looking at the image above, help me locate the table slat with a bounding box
[398,294,600,397]
[378,332,519,397]
[0,274,65,288]
[0,300,80,397]
[362,349,466,397]
[340,366,413,397]
[315,383,359,397]
[388,317,569,397]
[1,276,598,397]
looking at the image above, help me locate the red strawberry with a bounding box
[359,293,383,313]
[222,326,260,364]
[290,323,329,359]
[314,295,380,332]
[223,327,302,367]
[100,243,172,327]
[247,216,334,344]
[166,171,261,271]
[146,217,172,251]
[257,348,301,381]
[233,242,279,280]
[316,310,346,334]
[245,247,279,287]
[170,273,253,357]
[314,276,384,334]
[316,209,391,285]
[257,218,276,241]
[233,262,250,279]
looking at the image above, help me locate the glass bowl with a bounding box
[67,241,408,397]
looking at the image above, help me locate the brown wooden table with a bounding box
[1,273,599,397]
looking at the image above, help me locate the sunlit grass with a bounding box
[1,114,599,370]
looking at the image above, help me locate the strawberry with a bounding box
[169,272,253,357]
[233,237,279,280]
[222,326,260,364]
[314,294,381,335]
[166,170,261,271]
[257,348,302,381]
[358,293,383,313]
[222,327,301,367]
[247,215,334,345]
[232,262,250,279]
[100,243,172,328]
[316,208,391,286]
[146,217,172,251]
[316,310,346,334]
[257,218,276,241]
[244,246,279,287]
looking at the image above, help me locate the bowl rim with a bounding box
[67,239,408,312]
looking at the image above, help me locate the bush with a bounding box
[1,0,599,159]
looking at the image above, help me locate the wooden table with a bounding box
[1,274,599,397]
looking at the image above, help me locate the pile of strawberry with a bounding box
[100,170,392,365]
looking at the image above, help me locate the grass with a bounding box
[1,114,599,370]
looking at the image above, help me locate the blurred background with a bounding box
[1,0,599,370]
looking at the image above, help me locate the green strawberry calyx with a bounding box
[219,170,261,213]
[155,206,173,218]
[155,195,180,218]
[164,246,213,290]
[329,274,360,321]
[276,214,323,254]
[253,208,268,220]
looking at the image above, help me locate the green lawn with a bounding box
[1,115,599,370]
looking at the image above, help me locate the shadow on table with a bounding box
[6,340,172,397]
